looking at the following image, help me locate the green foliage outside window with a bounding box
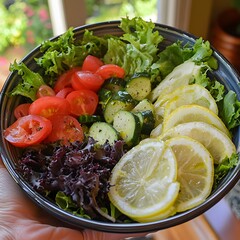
[86,0,158,24]
[0,0,52,53]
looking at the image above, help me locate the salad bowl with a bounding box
[0,20,239,233]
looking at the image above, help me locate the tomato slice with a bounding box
[82,55,104,73]
[66,90,98,116]
[14,103,31,119]
[95,64,125,80]
[29,96,71,118]
[4,115,52,147]
[54,67,82,93]
[46,115,84,145]
[36,85,56,98]
[71,71,104,92]
[55,87,74,98]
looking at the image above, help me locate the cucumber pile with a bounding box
[83,74,156,147]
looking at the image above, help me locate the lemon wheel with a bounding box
[160,122,236,164]
[108,140,179,220]
[165,136,214,212]
[162,104,230,137]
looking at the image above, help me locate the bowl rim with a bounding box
[0,20,240,233]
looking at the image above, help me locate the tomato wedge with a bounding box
[14,103,31,119]
[95,64,125,80]
[71,71,104,92]
[29,96,70,118]
[54,67,82,93]
[82,55,104,73]
[46,115,84,145]
[66,89,98,116]
[37,85,55,98]
[4,115,52,147]
[55,87,74,98]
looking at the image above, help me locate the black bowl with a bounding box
[0,21,239,233]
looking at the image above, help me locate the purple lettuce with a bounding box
[18,137,126,221]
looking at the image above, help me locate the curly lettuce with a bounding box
[103,17,164,78]
[9,60,45,101]
[36,28,109,77]
[219,90,240,129]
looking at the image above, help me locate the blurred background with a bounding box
[0,0,239,87]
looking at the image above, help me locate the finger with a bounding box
[0,218,84,240]
[83,229,148,240]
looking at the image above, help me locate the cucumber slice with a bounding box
[78,115,103,124]
[103,77,126,92]
[113,110,141,146]
[134,110,155,135]
[103,91,135,123]
[126,76,151,101]
[132,99,155,113]
[98,88,112,109]
[88,122,118,145]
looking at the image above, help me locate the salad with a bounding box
[3,17,240,223]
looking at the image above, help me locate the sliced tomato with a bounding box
[4,114,52,147]
[36,85,56,98]
[71,71,104,92]
[82,55,104,73]
[46,115,84,145]
[55,87,74,98]
[95,64,125,80]
[14,103,31,119]
[54,67,82,93]
[66,89,98,116]
[29,96,70,118]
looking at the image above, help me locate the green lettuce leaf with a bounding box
[155,38,218,80]
[55,191,91,219]
[213,153,239,189]
[219,90,240,129]
[36,28,108,77]
[103,17,163,78]
[9,60,45,101]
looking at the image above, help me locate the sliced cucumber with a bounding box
[88,122,118,145]
[132,99,155,113]
[78,115,103,124]
[126,76,151,101]
[113,110,141,146]
[134,110,155,135]
[103,91,135,123]
[98,88,112,109]
[103,77,126,92]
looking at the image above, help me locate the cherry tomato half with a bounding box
[95,64,125,80]
[66,89,98,116]
[55,87,74,98]
[46,115,84,145]
[4,114,52,147]
[29,96,70,118]
[82,55,104,73]
[14,103,31,119]
[54,67,82,93]
[36,85,56,98]
[71,71,104,92]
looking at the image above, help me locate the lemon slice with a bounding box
[160,122,236,164]
[154,84,218,123]
[165,136,214,212]
[149,61,199,102]
[134,206,176,223]
[108,140,180,220]
[162,104,230,137]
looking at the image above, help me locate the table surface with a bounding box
[151,198,240,240]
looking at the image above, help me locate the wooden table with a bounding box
[151,199,239,240]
